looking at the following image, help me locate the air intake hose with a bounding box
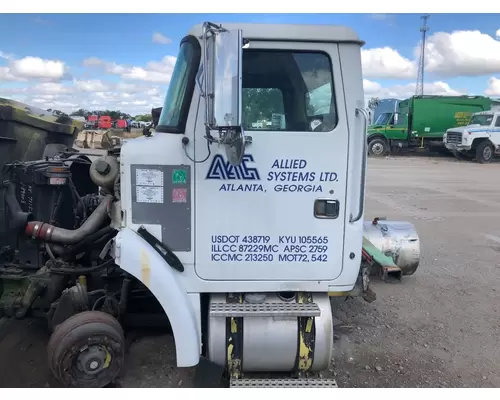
[25,195,113,245]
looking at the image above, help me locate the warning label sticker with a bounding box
[172,188,187,203]
[136,168,163,187]
[136,186,163,203]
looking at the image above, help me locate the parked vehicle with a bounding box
[367,95,499,156]
[98,115,112,129]
[86,114,98,129]
[444,110,500,163]
[116,119,127,129]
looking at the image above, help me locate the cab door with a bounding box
[194,41,350,281]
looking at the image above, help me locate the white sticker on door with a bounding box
[136,168,164,187]
[136,186,163,203]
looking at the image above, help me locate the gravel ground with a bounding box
[1,154,500,388]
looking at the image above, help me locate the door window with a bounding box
[242,50,337,132]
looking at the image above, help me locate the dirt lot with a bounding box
[1,154,500,388]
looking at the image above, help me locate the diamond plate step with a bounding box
[230,378,338,388]
[209,302,321,317]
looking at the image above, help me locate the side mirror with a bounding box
[202,22,246,166]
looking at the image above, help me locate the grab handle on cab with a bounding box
[349,107,368,223]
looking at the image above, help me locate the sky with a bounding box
[1,13,500,116]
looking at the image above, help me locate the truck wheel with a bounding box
[368,138,389,157]
[475,141,494,164]
[47,311,125,388]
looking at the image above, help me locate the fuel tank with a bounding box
[207,292,333,373]
[363,220,420,275]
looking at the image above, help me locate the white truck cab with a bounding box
[2,21,420,388]
[115,22,367,385]
[444,110,500,163]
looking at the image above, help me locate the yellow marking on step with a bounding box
[305,319,313,333]
[298,333,313,370]
[140,250,151,288]
[227,342,234,363]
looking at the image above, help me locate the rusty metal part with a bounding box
[74,130,120,150]
[363,220,420,276]
[47,310,125,388]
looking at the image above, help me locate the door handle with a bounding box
[314,199,340,219]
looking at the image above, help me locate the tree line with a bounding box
[68,108,152,122]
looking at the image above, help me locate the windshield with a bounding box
[156,36,201,133]
[469,114,494,126]
[374,112,393,125]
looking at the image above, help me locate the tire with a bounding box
[47,311,125,388]
[368,138,389,157]
[475,141,494,164]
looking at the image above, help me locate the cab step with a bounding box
[209,302,321,318]
[229,378,338,388]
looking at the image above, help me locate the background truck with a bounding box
[98,115,112,129]
[367,95,499,156]
[115,119,127,129]
[444,109,500,163]
[85,114,98,129]
[0,21,421,388]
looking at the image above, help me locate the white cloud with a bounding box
[0,66,22,81]
[362,79,382,94]
[83,55,176,84]
[2,78,165,116]
[10,56,66,80]
[73,79,110,92]
[362,29,500,80]
[421,30,500,77]
[32,82,71,94]
[0,52,68,82]
[152,32,172,45]
[362,47,416,79]
[0,51,14,61]
[363,79,462,101]
[485,77,500,96]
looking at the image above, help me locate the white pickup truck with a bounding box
[444,110,500,163]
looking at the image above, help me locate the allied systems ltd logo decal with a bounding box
[205,154,260,181]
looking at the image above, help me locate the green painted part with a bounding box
[368,95,500,141]
[362,236,397,268]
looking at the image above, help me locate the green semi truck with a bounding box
[367,95,499,156]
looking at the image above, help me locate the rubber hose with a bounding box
[25,195,113,245]
[4,182,34,232]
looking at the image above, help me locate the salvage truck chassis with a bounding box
[0,21,421,388]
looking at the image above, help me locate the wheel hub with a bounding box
[77,345,109,376]
[371,143,384,155]
[483,146,492,160]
